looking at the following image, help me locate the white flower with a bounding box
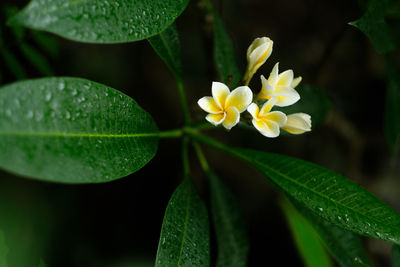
[198,82,253,130]
[256,62,301,107]
[282,113,312,134]
[244,37,273,85]
[247,97,287,137]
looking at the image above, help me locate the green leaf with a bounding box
[349,0,395,54]
[191,133,400,245]
[277,85,331,128]
[148,24,183,82]
[155,176,210,267]
[0,77,159,183]
[393,244,400,267]
[208,170,248,267]
[0,230,8,267]
[20,43,54,76]
[281,198,332,267]
[9,0,190,44]
[288,197,371,267]
[385,60,400,151]
[213,11,242,88]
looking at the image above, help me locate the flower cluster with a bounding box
[198,37,312,137]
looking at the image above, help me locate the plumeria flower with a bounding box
[243,37,273,85]
[256,62,301,107]
[282,113,312,134]
[247,97,287,137]
[198,82,253,130]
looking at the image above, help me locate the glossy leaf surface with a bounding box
[281,199,332,267]
[349,0,395,54]
[385,60,400,151]
[10,0,190,44]
[0,77,159,183]
[213,11,242,88]
[191,134,400,245]
[208,170,248,267]
[289,197,371,267]
[155,176,210,267]
[148,24,183,82]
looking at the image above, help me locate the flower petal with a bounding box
[268,62,279,85]
[247,37,271,59]
[282,113,312,134]
[249,42,272,70]
[260,97,278,115]
[206,113,226,126]
[247,103,260,120]
[225,86,253,112]
[272,86,300,107]
[252,119,280,138]
[291,76,302,88]
[260,75,275,92]
[198,96,222,114]
[277,69,294,86]
[264,111,287,127]
[212,81,230,109]
[222,106,240,130]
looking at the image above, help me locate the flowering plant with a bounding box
[0,0,399,266]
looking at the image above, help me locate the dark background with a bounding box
[0,0,399,266]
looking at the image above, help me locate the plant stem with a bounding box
[192,142,210,172]
[177,79,191,124]
[186,129,232,155]
[159,128,183,138]
[182,137,190,176]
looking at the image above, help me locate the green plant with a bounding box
[1,0,400,266]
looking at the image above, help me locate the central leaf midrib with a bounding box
[177,186,192,266]
[0,131,159,138]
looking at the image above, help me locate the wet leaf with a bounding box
[289,197,371,267]
[192,134,400,245]
[0,77,159,183]
[9,0,190,44]
[156,176,210,267]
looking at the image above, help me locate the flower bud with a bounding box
[244,37,273,85]
[282,113,311,134]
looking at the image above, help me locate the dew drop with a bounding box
[58,82,65,91]
[26,110,34,119]
[45,91,52,101]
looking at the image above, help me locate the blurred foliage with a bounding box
[350,0,395,54]
[281,198,332,267]
[385,59,400,152]
[394,245,400,267]
[0,4,57,83]
[0,229,8,267]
